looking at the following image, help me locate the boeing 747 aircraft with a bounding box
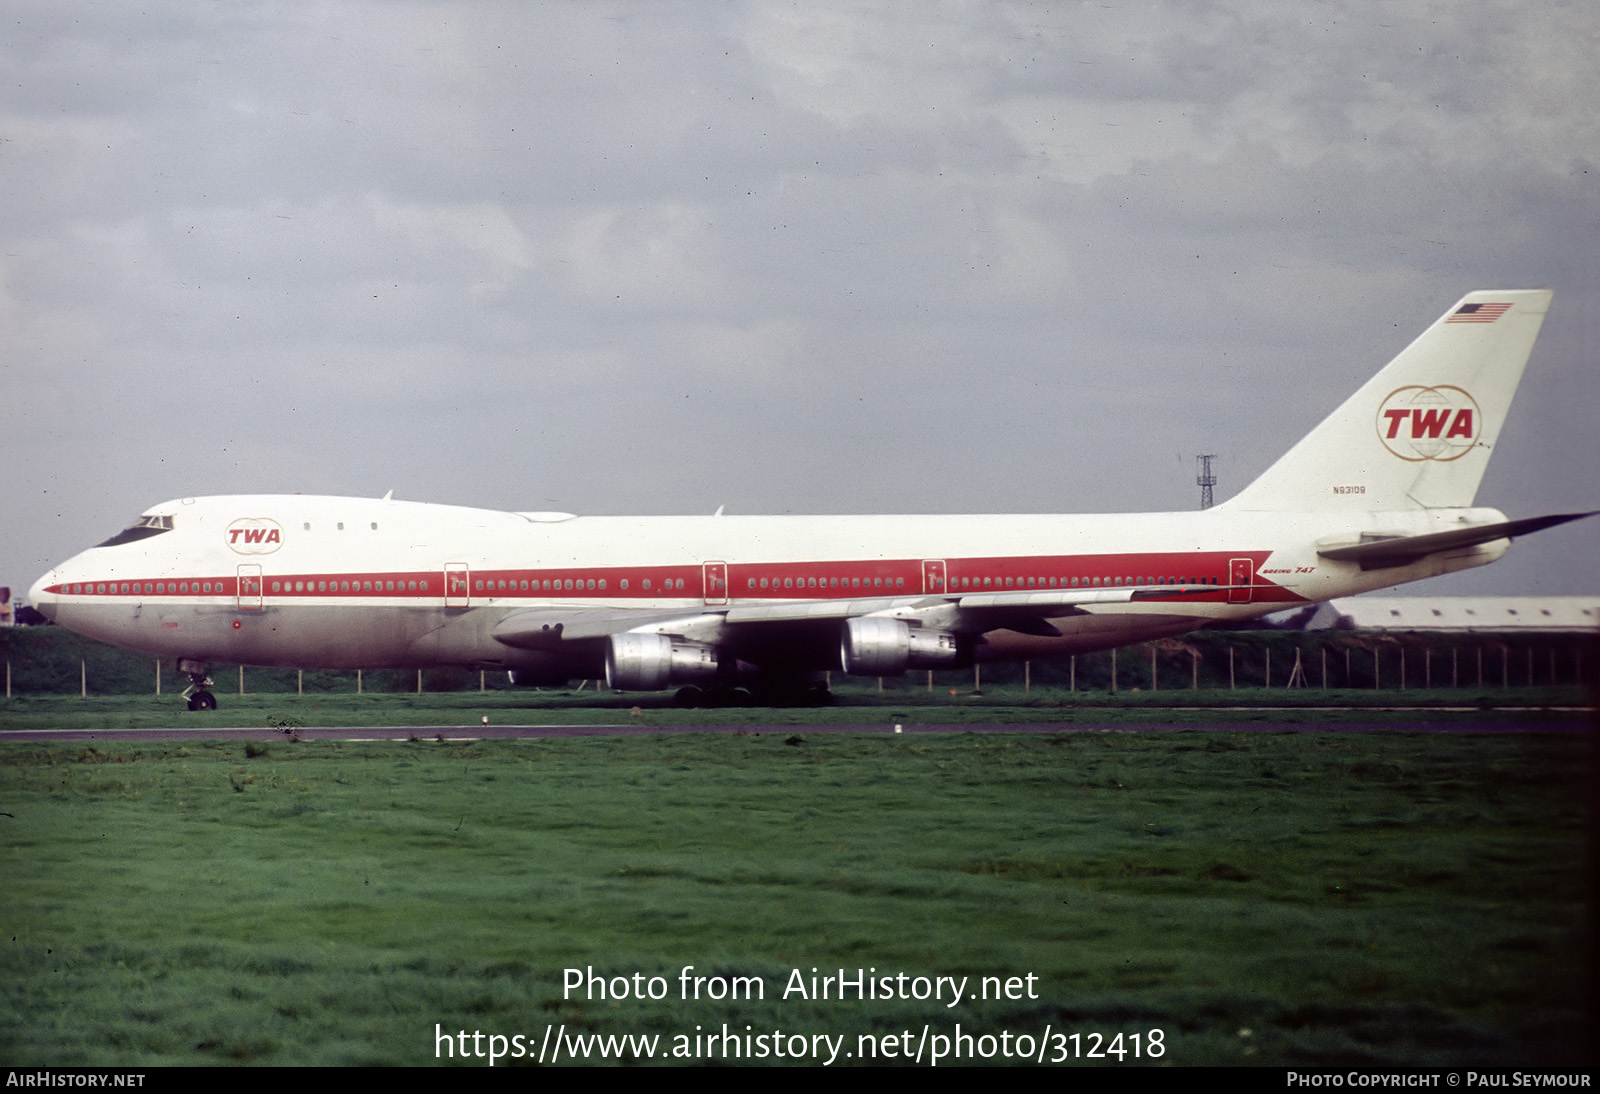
[29,290,1592,708]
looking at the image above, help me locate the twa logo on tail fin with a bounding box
[1221,289,1551,512]
[1376,385,1480,461]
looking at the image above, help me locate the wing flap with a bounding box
[723,596,940,625]
[492,607,708,648]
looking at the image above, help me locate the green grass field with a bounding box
[0,725,1589,1067]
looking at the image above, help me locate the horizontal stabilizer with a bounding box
[1317,511,1597,571]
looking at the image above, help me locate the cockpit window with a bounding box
[96,514,174,548]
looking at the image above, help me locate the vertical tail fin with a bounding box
[1219,290,1552,512]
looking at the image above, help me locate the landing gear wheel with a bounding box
[178,660,215,712]
[673,685,704,708]
[719,687,753,707]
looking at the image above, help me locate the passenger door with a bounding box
[702,561,729,606]
[236,564,263,611]
[445,563,471,608]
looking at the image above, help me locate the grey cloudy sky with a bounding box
[5,0,1597,598]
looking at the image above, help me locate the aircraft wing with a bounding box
[723,585,1222,639]
[727,584,1214,621]
[1317,511,1597,571]
[491,583,1230,650]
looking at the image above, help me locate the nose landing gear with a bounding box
[178,660,217,712]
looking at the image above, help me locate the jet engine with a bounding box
[604,633,719,690]
[840,617,960,675]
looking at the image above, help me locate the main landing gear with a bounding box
[178,659,217,712]
[672,685,753,708]
[670,682,833,708]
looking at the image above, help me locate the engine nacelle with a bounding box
[840,617,960,676]
[604,633,720,690]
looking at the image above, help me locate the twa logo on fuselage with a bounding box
[1376,386,1480,462]
[225,518,284,554]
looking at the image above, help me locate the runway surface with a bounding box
[0,717,1588,742]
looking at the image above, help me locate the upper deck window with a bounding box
[96,514,173,548]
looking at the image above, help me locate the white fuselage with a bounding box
[28,494,1508,682]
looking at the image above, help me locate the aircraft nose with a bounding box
[28,571,59,622]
